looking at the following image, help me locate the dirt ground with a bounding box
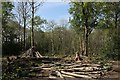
[102,61,120,79]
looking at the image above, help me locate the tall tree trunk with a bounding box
[31,1,34,47]
[22,2,27,51]
[84,21,89,56]
[80,36,84,56]
[23,17,26,50]
[51,30,54,53]
[115,12,118,28]
[31,1,35,57]
[82,2,89,56]
[51,35,54,54]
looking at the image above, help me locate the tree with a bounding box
[105,2,120,28]
[2,2,14,43]
[46,20,57,53]
[69,2,100,56]
[29,0,43,56]
[15,2,31,51]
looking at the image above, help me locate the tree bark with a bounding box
[51,31,54,53]
[115,12,118,28]
[61,71,92,78]
[23,17,26,50]
[31,1,34,48]
[84,19,89,56]
[22,2,27,51]
[31,1,35,57]
[82,2,89,56]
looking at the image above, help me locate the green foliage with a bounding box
[101,29,120,60]
[69,2,101,34]
[97,2,120,28]
[30,16,47,30]
[1,2,23,55]
[2,2,120,62]
[89,29,120,61]
[2,2,14,28]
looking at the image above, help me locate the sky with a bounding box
[36,2,71,23]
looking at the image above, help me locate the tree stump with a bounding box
[74,51,83,61]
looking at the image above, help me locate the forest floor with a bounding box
[102,61,120,78]
[1,55,120,80]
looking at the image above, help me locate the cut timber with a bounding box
[91,64,101,67]
[59,69,74,72]
[73,71,103,74]
[36,51,43,58]
[69,64,83,68]
[61,71,92,78]
[20,47,43,58]
[30,67,53,70]
[62,74,75,78]
[73,67,102,71]
[49,75,57,78]
[56,71,64,78]
[59,67,102,72]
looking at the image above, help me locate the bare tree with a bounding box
[47,20,57,53]
[15,2,31,51]
[30,0,43,56]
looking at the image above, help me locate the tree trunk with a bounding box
[115,12,118,28]
[31,1,34,48]
[23,17,26,50]
[84,20,89,56]
[79,36,84,55]
[82,2,89,56]
[22,2,27,51]
[51,31,54,53]
[31,1,35,57]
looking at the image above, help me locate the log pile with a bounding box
[50,63,106,79]
[20,47,43,58]
[8,50,111,79]
[25,60,109,79]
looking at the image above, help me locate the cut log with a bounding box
[73,71,103,74]
[73,67,102,71]
[59,67,102,72]
[69,64,83,68]
[68,63,98,68]
[59,69,74,72]
[36,51,43,58]
[56,71,64,78]
[20,47,43,58]
[49,75,57,78]
[61,63,74,66]
[61,71,92,78]
[62,74,75,78]
[91,64,101,67]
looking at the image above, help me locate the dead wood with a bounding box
[61,71,92,78]
[74,51,83,62]
[72,67,102,71]
[56,71,64,78]
[73,71,103,74]
[62,74,75,78]
[20,47,43,58]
